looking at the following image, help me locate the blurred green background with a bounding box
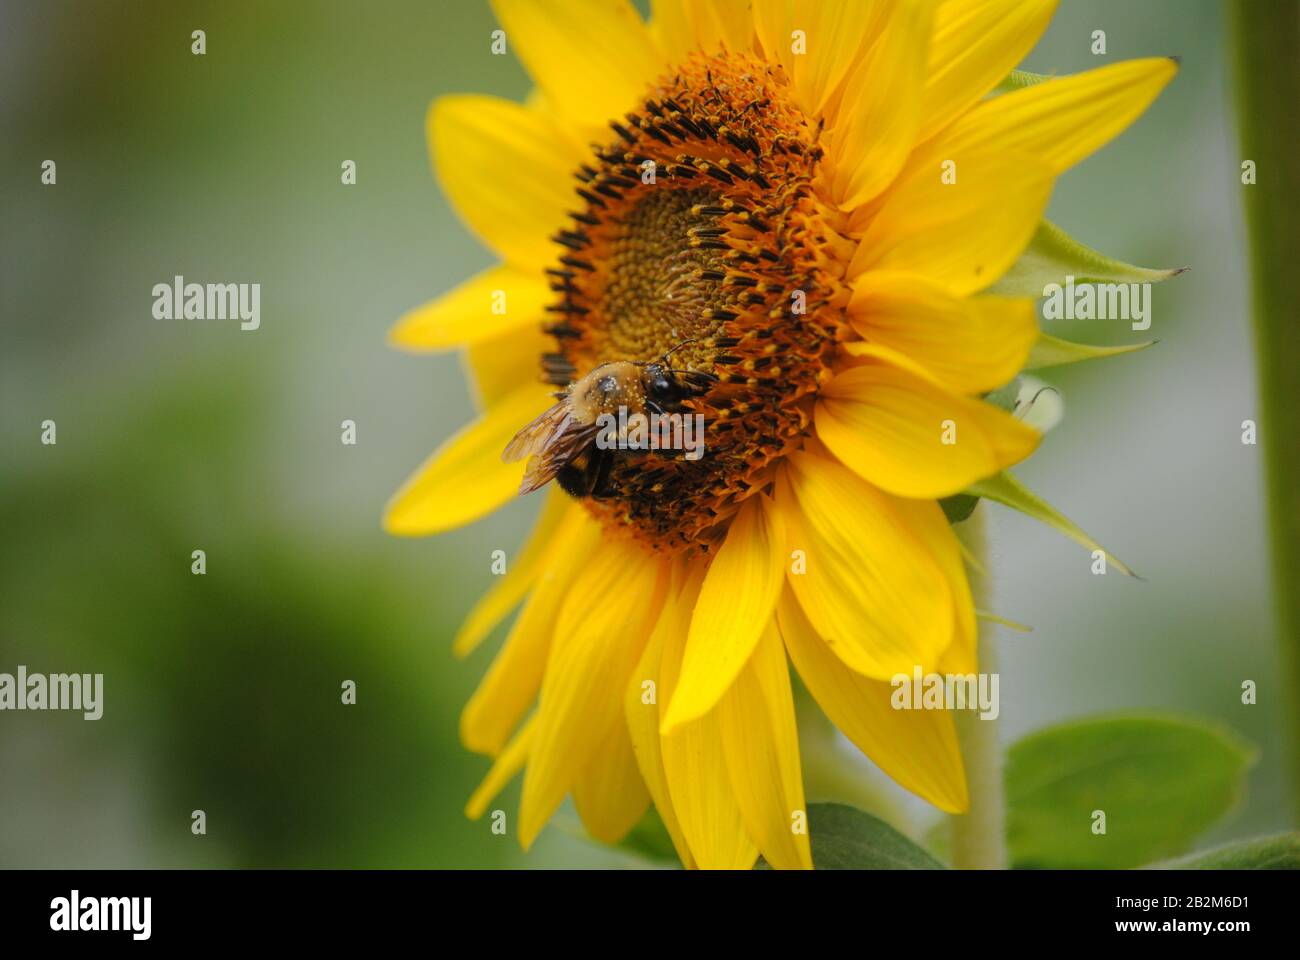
[0,0,1290,867]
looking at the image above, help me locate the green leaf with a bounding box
[764,803,944,870]
[1158,833,1300,870]
[989,219,1184,298]
[1025,331,1156,370]
[1006,714,1257,869]
[968,470,1138,578]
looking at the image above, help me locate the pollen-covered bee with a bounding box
[503,354,715,498]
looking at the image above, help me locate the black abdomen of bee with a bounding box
[558,447,616,499]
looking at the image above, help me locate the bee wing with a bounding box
[518,420,604,494]
[503,400,606,495]
[502,402,573,463]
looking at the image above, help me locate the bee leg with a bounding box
[677,371,719,394]
[587,447,615,498]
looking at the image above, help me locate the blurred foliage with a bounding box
[0,363,514,867]
[1006,715,1255,869]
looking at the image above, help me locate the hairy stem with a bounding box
[950,505,1006,868]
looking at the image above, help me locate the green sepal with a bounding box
[968,470,1138,578]
[992,68,1056,94]
[990,219,1184,298]
[975,609,1032,633]
[1025,331,1156,370]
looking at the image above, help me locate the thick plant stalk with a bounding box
[1229,2,1300,823]
[950,505,1006,868]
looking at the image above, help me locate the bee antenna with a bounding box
[658,338,700,364]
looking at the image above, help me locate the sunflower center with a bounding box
[599,186,733,364]
[539,52,851,555]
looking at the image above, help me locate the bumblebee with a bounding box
[503,356,714,497]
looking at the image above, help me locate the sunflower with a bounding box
[384,0,1175,869]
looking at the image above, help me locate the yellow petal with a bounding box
[718,622,812,869]
[453,488,574,659]
[519,536,669,849]
[659,565,758,869]
[776,451,954,680]
[690,0,755,53]
[751,0,798,78]
[789,0,890,118]
[664,494,785,731]
[922,57,1178,175]
[777,589,968,812]
[460,506,603,755]
[389,264,551,352]
[430,94,582,270]
[384,384,555,536]
[490,0,663,140]
[884,493,978,674]
[463,321,549,414]
[918,0,1057,142]
[817,347,1040,499]
[465,714,535,820]
[625,578,698,868]
[849,148,1054,295]
[847,271,1038,395]
[572,718,651,844]
[663,716,758,869]
[655,0,753,60]
[649,0,694,63]
[827,0,935,209]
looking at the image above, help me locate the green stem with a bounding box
[1229,1,1300,824]
[950,505,1006,869]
